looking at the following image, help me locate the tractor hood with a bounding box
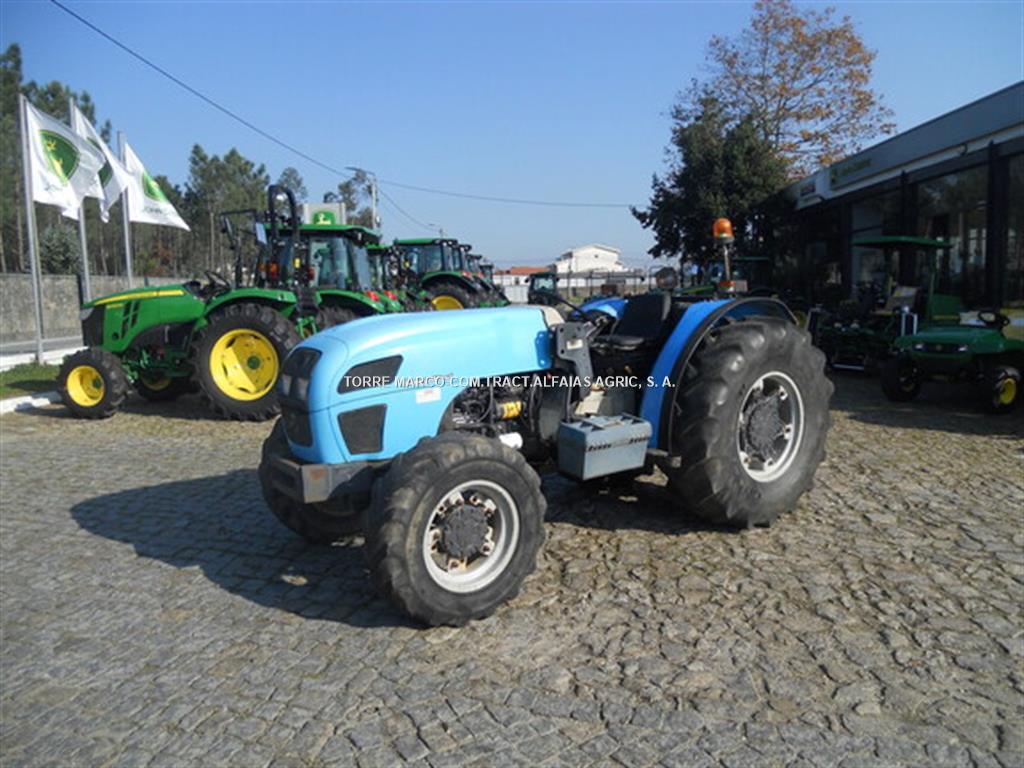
[895,324,1010,353]
[285,306,559,464]
[85,284,191,308]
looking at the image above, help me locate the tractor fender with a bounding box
[204,288,296,317]
[285,307,557,465]
[639,297,796,452]
[315,289,386,316]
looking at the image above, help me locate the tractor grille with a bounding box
[81,308,105,346]
[281,406,313,447]
[339,405,386,455]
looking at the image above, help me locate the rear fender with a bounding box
[422,272,481,294]
[315,289,386,316]
[204,288,296,316]
[639,298,796,452]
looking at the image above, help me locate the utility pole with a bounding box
[18,94,45,363]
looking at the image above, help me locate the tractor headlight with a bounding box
[957,344,969,353]
[912,342,925,351]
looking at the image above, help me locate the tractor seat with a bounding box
[592,292,673,354]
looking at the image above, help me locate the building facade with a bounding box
[552,244,628,274]
[783,82,1023,312]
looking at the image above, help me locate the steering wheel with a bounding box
[976,309,1010,329]
[204,270,232,292]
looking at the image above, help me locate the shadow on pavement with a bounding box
[34,394,240,423]
[70,465,729,628]
[70,469,418,629]
[829,371,1024,439]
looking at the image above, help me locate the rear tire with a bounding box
[426,281,477,310]
[259,420,364,543]
[986,364,1020,414]
[880,357,922,402]
[663,318,832,528]
[191,303,300,421]
[316,305,357,331]
[58,348,129,419]
[364,433,545,626]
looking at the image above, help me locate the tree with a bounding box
[277,167,307,201]
[323,169,374,227]
[632,93,789,260]
[690,0,894,175]
[39,222,80,274]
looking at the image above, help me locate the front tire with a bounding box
[986,365,1020,414]
[190,303,300,420]
[880,357,922,402]
[58,348,129,419]
[259,420,363,543]
[663,318,833,528]
[364,433,546,626]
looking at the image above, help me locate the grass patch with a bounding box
[0,363,59,399]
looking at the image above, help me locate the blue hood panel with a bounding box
[290,307,556,463]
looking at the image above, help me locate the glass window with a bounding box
[408,244,444,273]
[1005,155,1024,307]
[310,237,351,288]
[916,166,988,305]
[851,190,901,288]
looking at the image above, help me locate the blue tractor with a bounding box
[259,280,832,626]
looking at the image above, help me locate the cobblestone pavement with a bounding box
[1,376,1022,768]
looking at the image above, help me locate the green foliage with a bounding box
[633,93,789,260]
[277,167,307,201]
[39,222,81,274]
[0,362,58,399]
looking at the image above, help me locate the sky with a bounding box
[2,0,1022,267]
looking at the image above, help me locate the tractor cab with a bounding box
[393,238,488,309]
[527,271,559,305]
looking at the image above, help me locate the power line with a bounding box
[378,189,438,233]
[49,0,637,211]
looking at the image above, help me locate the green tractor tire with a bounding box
[58,347,130,419]
[190,303,300,421]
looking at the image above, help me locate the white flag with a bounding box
[124,141,190,231]
[24,101,105,216]
[69,103,131,223]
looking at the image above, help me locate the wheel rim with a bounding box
[898,364,918,392]
[736,371,805,483]
[997,377,1017,405]
[140,374,172,391]
[422,479,520,594]
[209,328,279,401]
[431,295,464,310]
[66,365,105,406]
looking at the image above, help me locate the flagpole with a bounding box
[70,97,92,302]
[19,94,46,364]
[118,131,134,288]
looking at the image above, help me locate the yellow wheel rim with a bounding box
[209,328,279,401]
[140,375,172,391]
[998,378,1017,405]
[66,365,105,407]
[431,295,464,310]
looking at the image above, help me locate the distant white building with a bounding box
[551,244,628,274]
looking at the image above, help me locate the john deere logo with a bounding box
[40,130,79,185]
[313,210,336,225]
[142,171,168,203]
[87,138,112,186]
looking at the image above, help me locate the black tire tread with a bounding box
[57,347,130,419]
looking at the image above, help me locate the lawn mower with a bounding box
[259,273,833,626]
[881,308,1023,412]
[58,186,390,421]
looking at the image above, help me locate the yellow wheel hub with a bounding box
[66,365,105,407]
[140,375,172,391]
[998,377,1017,405]
[431,295,464,310]
[209,328,279,401]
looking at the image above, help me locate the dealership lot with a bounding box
[1,375,1022,768]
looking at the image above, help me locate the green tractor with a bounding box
[368,242,434,311]
[881,308,1023,413]
[813,236,961,371]
[527,271,560,305]
[465,251,509,306]
[58,185,391,421]
[392,238,493,310]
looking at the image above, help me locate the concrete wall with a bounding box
[0,274,181,345]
